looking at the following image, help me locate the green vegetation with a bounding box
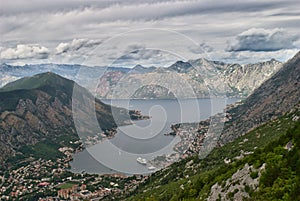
[0,72,74,94]
[0,89,38,111]
[16,190,56,201]
[250,171,259,179]
[247,123,300,200]
[20,141,64,160]
[125,109,300,201]
[5,128,79,169]
[0,72,78,111]
[58,182,79,189]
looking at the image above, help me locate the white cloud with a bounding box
[227,28,298,52]
[0,44,50,60]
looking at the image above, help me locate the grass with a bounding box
[58,182,78,189]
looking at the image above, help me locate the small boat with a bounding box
[148,166,156,171]
[136,157,147,165]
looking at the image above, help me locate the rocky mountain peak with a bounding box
[132,64,145,69]
[129,64,156,74]
[168,60,192,73]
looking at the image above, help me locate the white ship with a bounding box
[148,166,156,171]
[136,157,147,165]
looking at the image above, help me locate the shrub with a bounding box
[250,171,259,179]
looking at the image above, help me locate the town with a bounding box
[0,144,147,201]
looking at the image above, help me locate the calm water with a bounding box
[70,98,239,175]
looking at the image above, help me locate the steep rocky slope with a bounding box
[220,51,300,143]
[0,72,141,164]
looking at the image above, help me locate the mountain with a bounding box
[0,63,132,90]
[118,51,300,201]
[0,63,81,87]
[96,58,282,99]
[0,72,143,164]
[189,58,282,97]
[129,64,156,74]
[168,61,193,73]
[0,59,282,100]
[131,84,176,99]
[220,51,300,143]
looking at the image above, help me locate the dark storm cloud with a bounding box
[227,28,298,52]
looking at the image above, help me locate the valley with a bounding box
[1,1,300,200]
[0,51,299,200]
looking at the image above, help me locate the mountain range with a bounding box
[96,58,282,99]
[1,58,282,99]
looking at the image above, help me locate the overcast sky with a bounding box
[0,0,299,67]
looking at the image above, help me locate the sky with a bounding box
[0,0,299,67]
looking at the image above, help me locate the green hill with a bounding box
[0,72,142,165]
[0,72,72,92]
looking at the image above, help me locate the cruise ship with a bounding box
[136,157,147,165]
[148,166,156,171]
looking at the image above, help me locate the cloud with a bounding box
[227,28,298,52]
[0,44,50,60]
[100,43,179,67]
[116,45,163,66]
[1,0,297,23]
[55,39,101,54]
[208,48,299,64]
[189,42,213,54]
[0,0,299,65]
[121,49,161,61]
